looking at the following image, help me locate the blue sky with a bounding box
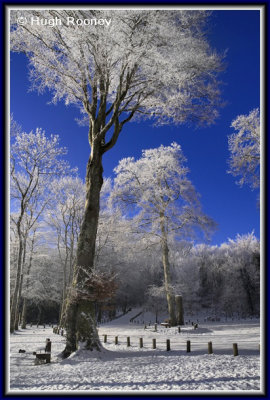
[10,10,260,245]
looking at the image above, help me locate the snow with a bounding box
[8,310,262,394]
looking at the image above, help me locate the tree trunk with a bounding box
[15,235,28,330]
[59,262,67,327]
[21,297,28,329]
[97,304,102,323]
[59,297,66,328]
[240,268,254,314]
[160,214,176,326]
[61,141,103,357]
[21,232,36,329]
[10,236,24,333]
[37,304,43,325]
[175,295,184,325]
[15,272,24,330]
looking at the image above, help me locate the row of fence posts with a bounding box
[53,328,254,357]
[103,335,242,356]
[52,326,248,356]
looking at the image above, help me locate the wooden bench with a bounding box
[34,353,51,364]
[160,322,171,328]
[33,338,51,364]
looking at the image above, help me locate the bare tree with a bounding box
[11,9,223,355]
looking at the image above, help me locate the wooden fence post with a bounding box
[208,341,213,354]
[166,339,170,351]
[127,337,130,347]
[186,340,191,352]
[152,338,156,349]
[139,338,143,348]
[233,343,238,356]
[115,336,118,345]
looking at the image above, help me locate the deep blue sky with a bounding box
[10,10,260,245]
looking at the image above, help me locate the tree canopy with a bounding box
[11,9,223,150]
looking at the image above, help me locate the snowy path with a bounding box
[9,312,262,393]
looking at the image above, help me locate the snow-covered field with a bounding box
[8,310,262,394]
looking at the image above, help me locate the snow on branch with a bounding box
[227,108,260,190]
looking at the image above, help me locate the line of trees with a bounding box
[11,203,260,325]
[10,122,73,332]
[10,128,260,329]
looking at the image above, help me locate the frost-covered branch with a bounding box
[227,108,260,189]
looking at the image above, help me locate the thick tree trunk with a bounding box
[160,214,177,326]
[61,141,103,357]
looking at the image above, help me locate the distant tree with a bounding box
[11,9,223,355]
[110,143,215,325]
[46,176,85,326]
[20,224,38,329]
[225,232,260,316]
[146,285,167,323]
[228,108,260,190]
[175,233,260,318]
[10,127,69,332]
[95,205,156,316]
[23,247,63,320]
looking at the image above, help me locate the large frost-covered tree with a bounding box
[228,108,260,189]
[10,9,223,355]
[110,143,215,325]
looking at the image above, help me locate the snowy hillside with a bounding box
[9,309,261,393]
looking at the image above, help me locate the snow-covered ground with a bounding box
[8,309,262,394]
